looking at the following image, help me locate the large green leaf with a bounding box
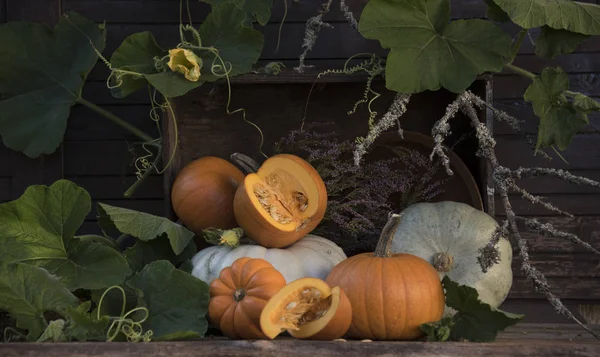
[484,0,510,23]
[37,320,68,342]
[63,301,110,341]
[0,12,105,157]
[535,26,589,60]
[201,0,274,26]
[199,3,264,80]
[128,260,209,340]
[524,67,588,150]
[97,202,195,255]
[110,31,166,98]
[359,0,512,93]
[109,32,202,98]
[491,0,600,35]
[125,238,197,272]
[0,180,131,290]
[443,276,523,342]
[0,263,78,340]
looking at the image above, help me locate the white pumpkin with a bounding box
[191,234,347,284]
[391,201,513,311]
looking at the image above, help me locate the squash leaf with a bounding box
[199,2,264,81]
[63,301,110,341]
[0,12,105,157]
[535,26,589,60]
[0,263,78,341]
[97,202,195,255]
[201,0,273,26]
[523,67,589,150]
[358,0,512,94]
[490,0,600,35]
[0,180,131,290]
[37,320,68,342]
[484,0,510,23]
[109,31,166,98]
[109,32,202,98]
[128,260,210,340]
[124,238,197,272]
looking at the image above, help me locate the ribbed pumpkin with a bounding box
[233,154,327,248]
[208,257,286,339]
[325,214,445,340]
[171,156,245,236]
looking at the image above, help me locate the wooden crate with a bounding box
[2,324,600,356]
[162,70,495,229]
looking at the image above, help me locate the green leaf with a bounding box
[484,0,510,23]
[63,301,110,341]
[199,3,264,80]
[0,12,105,157]
[0,263,77,340]
[110,31,166,98]
[523,67,588,150]
[491,0,600,35]
[37,319,68,342]
[0,180,131,290]
[420,316,453,342]
[201,0,273,26]
[128,260,210,340]
[124,238,197,272]
[97,202,195,255]
[145,71,203,97]
[442,276,523,342]
[358,0,512,93]
[573,93,600,116]
[535,26,589,60]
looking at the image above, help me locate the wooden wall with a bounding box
[1,0,600,324]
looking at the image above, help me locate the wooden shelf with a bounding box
[1,324,599,357]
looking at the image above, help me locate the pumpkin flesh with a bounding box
[209,257,287,339]
[234,155,327,248]
[260,278,352,340]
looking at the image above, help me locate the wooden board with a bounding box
[1,324,599,357]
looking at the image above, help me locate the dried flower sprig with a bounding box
[431,90,600,339]
[295,0,334,73]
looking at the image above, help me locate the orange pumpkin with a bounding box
[208,257,286,339]
[233,154,327,248]
[260,277,352,340]
[171,156,245,236]
[325,214,445,340]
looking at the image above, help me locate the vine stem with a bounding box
[504,63,536,80]
[124,143,163,198]
[76,97,156,143]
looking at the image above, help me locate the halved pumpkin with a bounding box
[260,277,352,340]
[233,154,327,248]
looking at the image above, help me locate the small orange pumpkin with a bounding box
[325,214,445,340]
[260,277,352,340]
[171,156,245,236]
[233,154,327,248]
[208,257,286,339]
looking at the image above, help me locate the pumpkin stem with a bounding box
[374,213,403,258]
[231,153,260,174]
[432,252,454,273]
[233,289,246,301]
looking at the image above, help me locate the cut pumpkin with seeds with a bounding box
[233,154,327,248]
[260,277,352,340]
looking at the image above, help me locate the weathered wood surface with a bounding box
[1,324,599,357]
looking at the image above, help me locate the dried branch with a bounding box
[429,92,468,175]
[295,0,334,73]
[339,0,358,29]
[353,93,411,166]
[510,167,600,188]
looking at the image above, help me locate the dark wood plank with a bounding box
[67,175,164,199]
[9,150,64,200]
[512,253,600,278]
[508,171,600,194]
[499,299,599,324]
[67,105,159,141]
[62,0,489,24]
[509,277,600,299]
[2,327,600,357]
[6,0,60,25]
[496,194,600,216]
[511,53,600,75]
[495,135,600,170]
[0,146,10,176]
[63,141,141,176]
[0,177,10,202]
[0,0,6,23]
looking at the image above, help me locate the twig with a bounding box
[295,0,334,73]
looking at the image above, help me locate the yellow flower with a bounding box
[167,48,202,82]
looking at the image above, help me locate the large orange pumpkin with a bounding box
[260,277,352,340]
[325,214,445,340]
[233,154,327,248]
[208,257,286,339]
[171,156,245,236]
